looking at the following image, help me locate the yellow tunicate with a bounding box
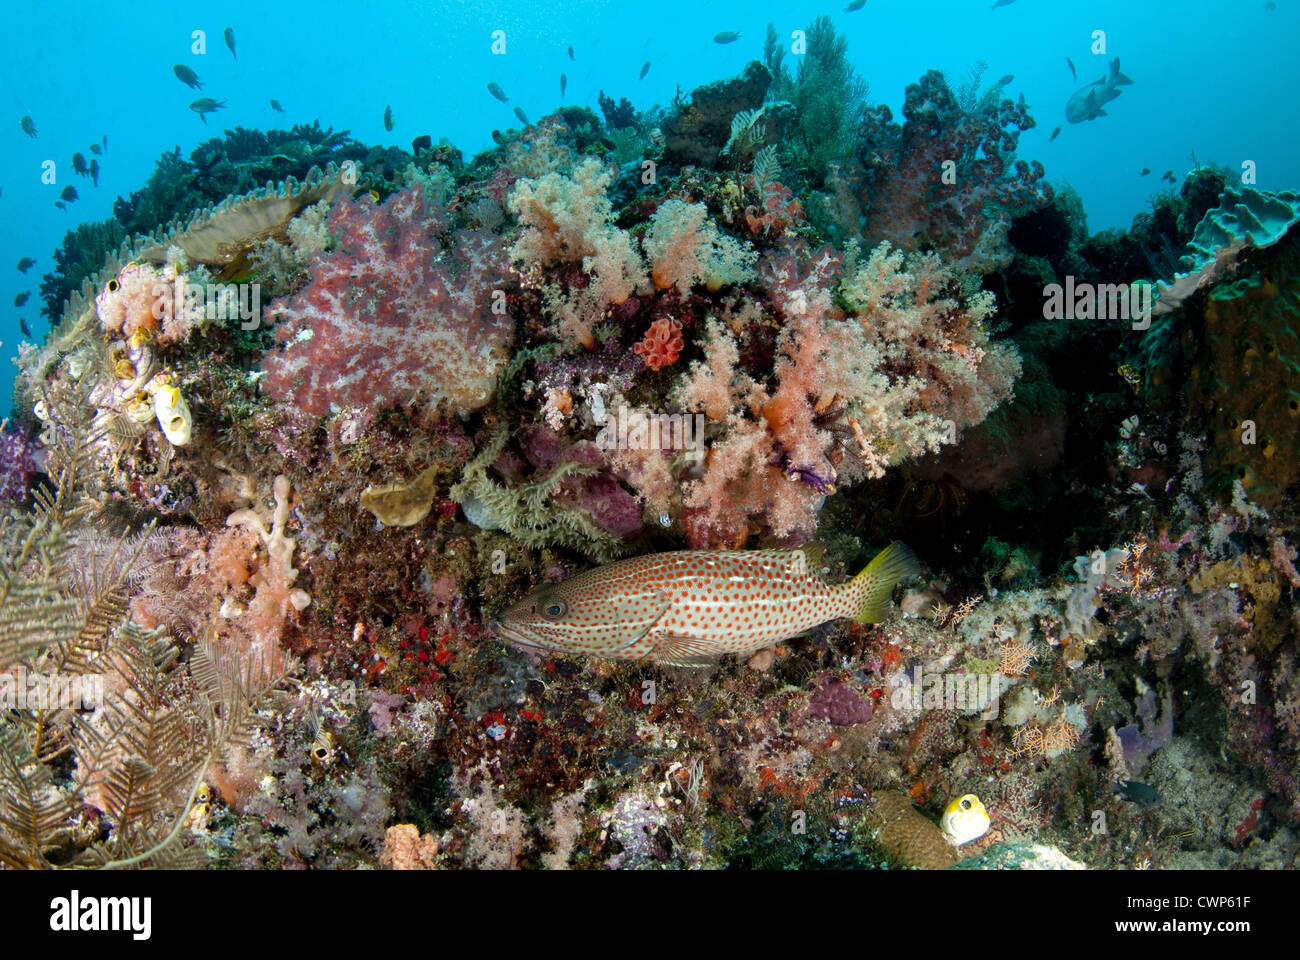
[152,384,192,445]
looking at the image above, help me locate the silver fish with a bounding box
[1065,57,1132,123]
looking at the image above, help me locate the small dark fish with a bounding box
[1161,170,1176,184]
[1066,56,1077,81]
[173,64,204,90]
[20,318,32,338]
[412,134,432,153]
[714,31,741,43]
[1140,167,1151,176]
[1049,125,1061,142]
[996,74,1014,86]
[270,98,285,113]
[60,185,78,202]
[560,73,567,98]
[1115,780,1162,808]
[384,104,394,132]
[488,82,509,102]
[102,133,108,151]
[224,27,237,61]
[13,291,29,307]
[17,257,36,273]
[845,0,867,10]
[990,0,1015,7]
[89,143,102,156]
[190,98,227,123]
[54,201,66,211]
[72,153,89,177]
[514,106,530,126]
[20,115,37,138]
[639,60,651,80]
[90,157,100,188]
[568,45,575,60]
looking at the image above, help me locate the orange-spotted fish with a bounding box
[491,542,919,665]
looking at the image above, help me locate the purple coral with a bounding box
[0,427,42,503]
[520,426,644,537]
[261,185,513,418]
[1116,688,1173,773]
[807,674,875,725]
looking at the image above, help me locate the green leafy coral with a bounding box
[449,427,629,563]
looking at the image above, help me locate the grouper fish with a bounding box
[491,542,919,666]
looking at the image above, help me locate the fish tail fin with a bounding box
[1111,58,1133,86]
[851,542,921,624]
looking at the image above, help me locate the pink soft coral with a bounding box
[261,185,512,418]
[669,235,1021,545]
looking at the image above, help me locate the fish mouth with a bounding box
[487,618,547,650]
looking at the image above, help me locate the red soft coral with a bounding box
[633,317,684,371]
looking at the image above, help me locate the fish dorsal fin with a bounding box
[649,633,718,667]
[799,542,827,572]
[773,544,826,579]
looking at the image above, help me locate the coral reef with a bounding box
[6,29,1298,876]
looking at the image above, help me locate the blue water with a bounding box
[3,0,1298,412]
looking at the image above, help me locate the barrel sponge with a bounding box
[1194,231,1300,506]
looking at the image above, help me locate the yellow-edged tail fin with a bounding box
[852,542,921,623]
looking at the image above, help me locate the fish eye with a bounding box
[106,279,119,293]
[960,797,972,810]
[541,599,567,619]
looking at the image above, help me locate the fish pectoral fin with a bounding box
[648,632,718,667]
[618,592,676,659]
